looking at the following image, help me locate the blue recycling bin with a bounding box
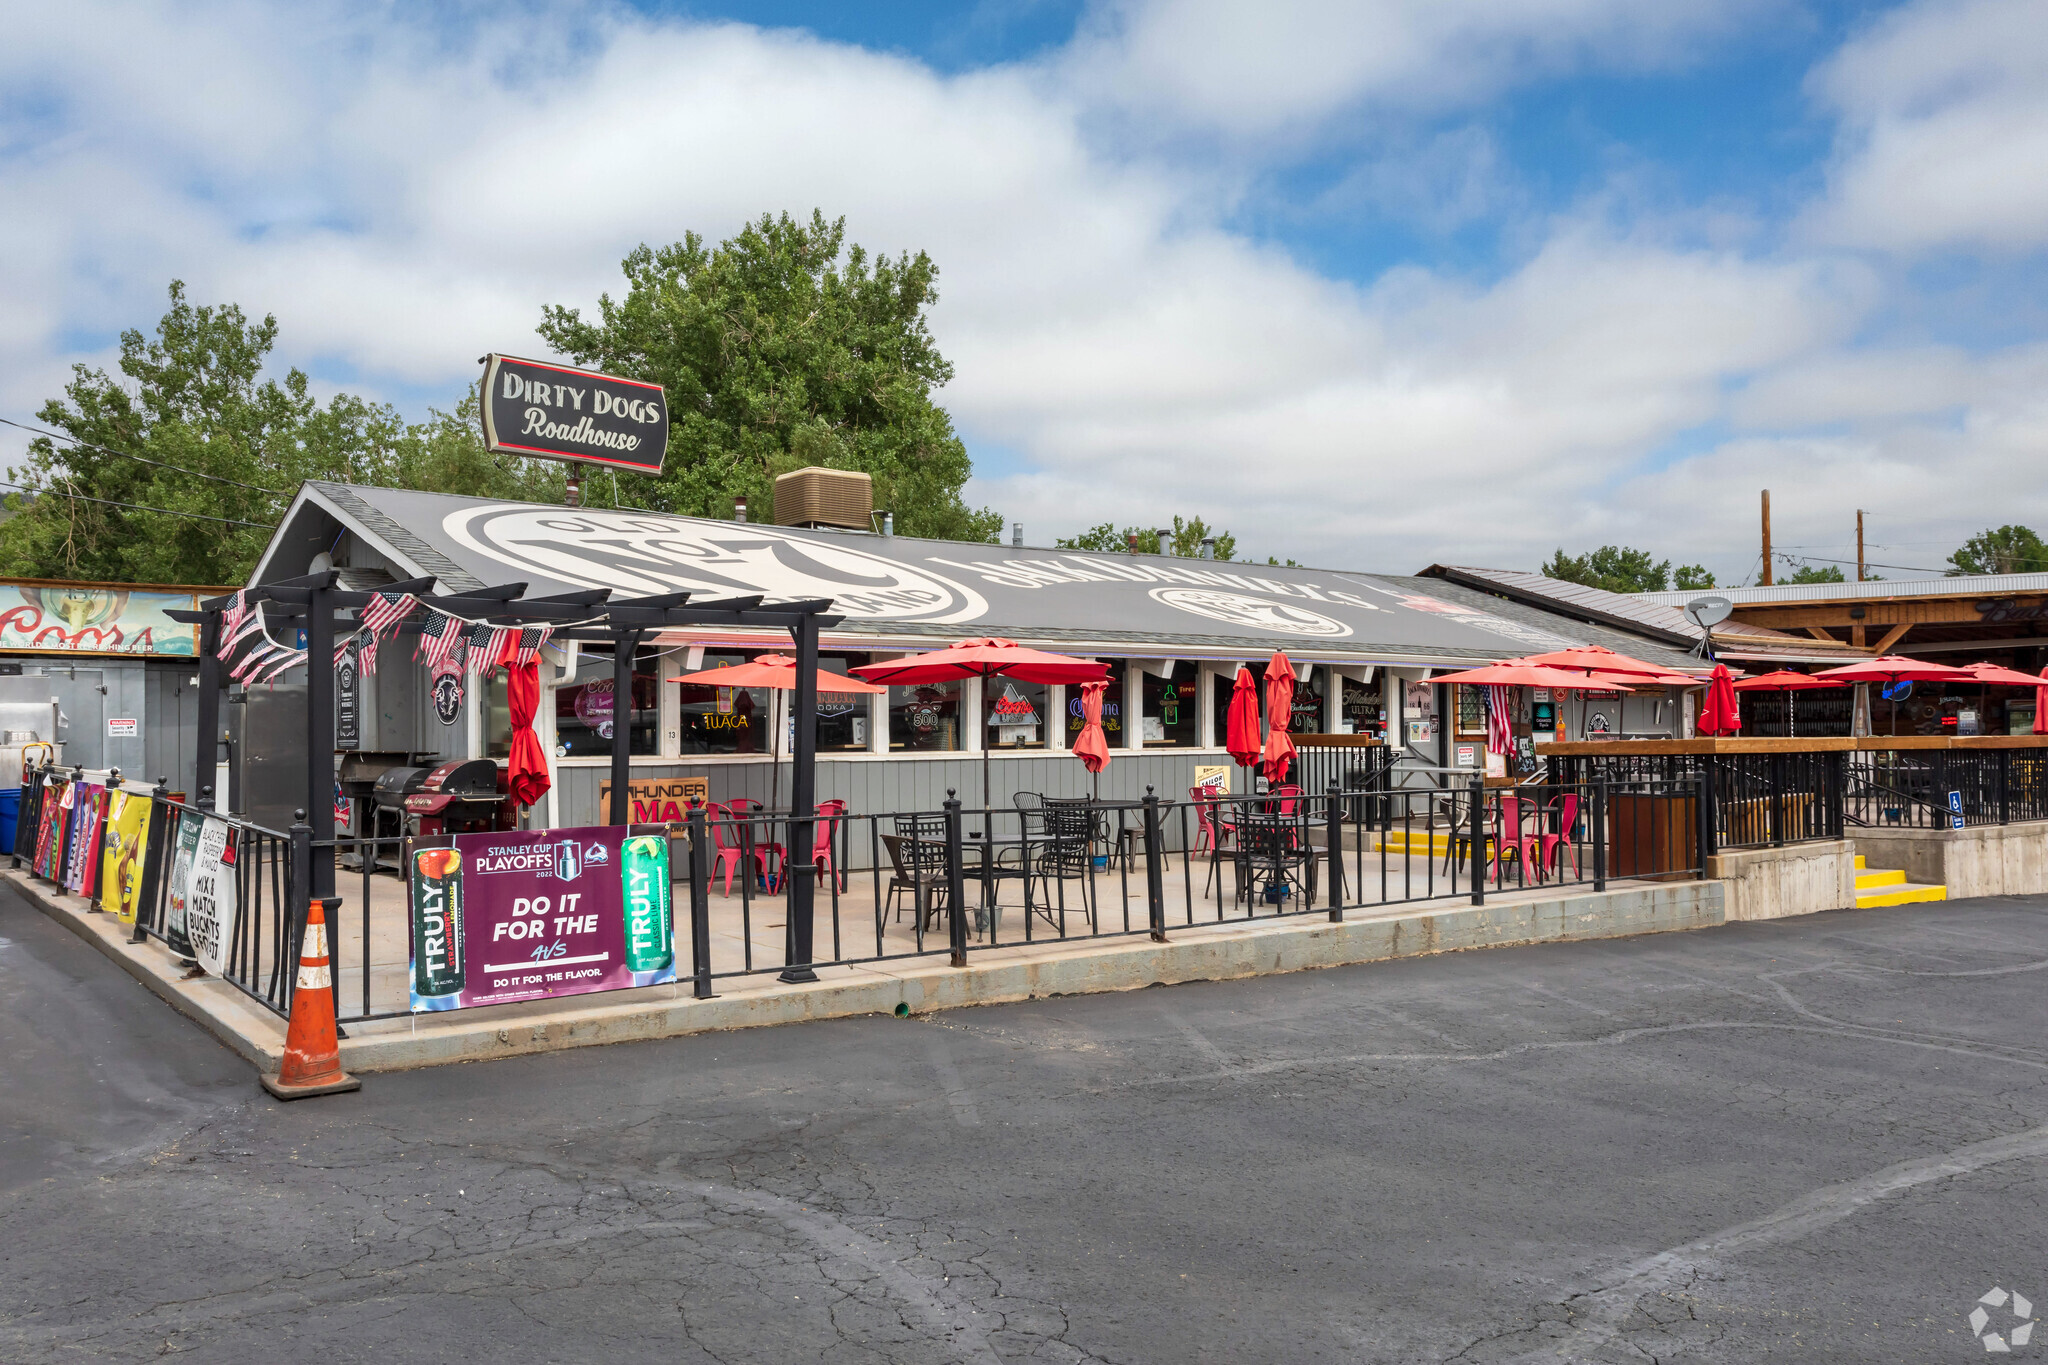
[0,787,19,854]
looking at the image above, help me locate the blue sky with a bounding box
[3,0,2046,580]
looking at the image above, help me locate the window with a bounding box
[984,677,1049,749]
[1214,667,1248,749]
[1454,684,1488,739]
[1141,663,1199,746]
[1285,667,1325,735]
[484,671,510,759]
[1067,666,1123,746]
[1338,674,1384,737]
[816,653,873,753]
[675,652,768,756]
[891,680,963,752]
[556,645,662,757]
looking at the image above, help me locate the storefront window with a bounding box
[1067,666,1124,747]
[1453,684,1487,740]
[1339,674,1384,737]
[816,653,873,753]
[676,652,768,756]
[1140,663,1199,746]
[484,671,510,759]
[892,680,963,752]
[1213,668,1246,748]
[984,677,1049,749]
[557,645,662,757]
[1289,668,1325,735]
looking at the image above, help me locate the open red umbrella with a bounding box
[1811,655,1980,735]
[1512,645,1677,677]
[673,654,885,811]
[1731,668,1837,737]
[499,636,550,808]
[853,638,1107,809]
[1261,652,1297,786]
[1072,680,1111,798]
[1430,664,1636,691]
[1698,663,1741,736]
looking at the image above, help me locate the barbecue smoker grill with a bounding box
[374,758,514,839]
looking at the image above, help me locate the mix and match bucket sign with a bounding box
[478,354,669,476]
[164,809,240,973]
[407,825,674,1013]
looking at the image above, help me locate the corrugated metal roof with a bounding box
[1637,572,2048,607]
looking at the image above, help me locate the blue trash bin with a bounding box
[0,787,20,854]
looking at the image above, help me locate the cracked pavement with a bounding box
[4,880,2047,1362]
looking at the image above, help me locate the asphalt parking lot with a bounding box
[4,880,2045,1362]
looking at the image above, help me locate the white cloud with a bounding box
[0,0,2042,587]
[1805,0,2048,251]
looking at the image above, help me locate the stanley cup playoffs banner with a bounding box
[408,825,674,1013]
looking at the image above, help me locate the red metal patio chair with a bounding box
[808,799,848,893]
[1541,793,1582,880]
[723,796,784,891]
[704,802,749,895]
[1489,794,1544,885]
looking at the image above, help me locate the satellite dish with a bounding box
[1685,595,1734,629]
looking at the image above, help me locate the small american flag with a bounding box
[333,635,358,671]
[230,642,282,683]
[357,629,378,675]
[509,625,552,666]
[478,625,514,668]
[358,590,416,639]
[218,600,264,657]
[416,612,469,674]
[255,648,306,684]
[1484,683,1514,757]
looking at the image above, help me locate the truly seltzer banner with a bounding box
[408,825,674,1013]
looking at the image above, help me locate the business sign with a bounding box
[479,354,669,475]
[0,582,206,655]
[100,788,151,924]
[596,775,709,827]
[336,642,360,749]
[407,825,674,1013]
[432,663,464,724]
[1193,764,1231,794]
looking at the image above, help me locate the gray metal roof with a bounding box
[1393,576,1711,671]
[1637,572,2048,607]
[254,483,1588,667]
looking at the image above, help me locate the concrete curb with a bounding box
[7,866,1724,1074]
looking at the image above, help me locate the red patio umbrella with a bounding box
[1810,655,1980,735]
[1952,661,2045,737]
[852,638,1108,809]
[1430,664,1637,691]
[1731,668,1837,738]
[672,654,886,812]
[1512,645,1678,677]
[1225,666,1261,790]
[1698,663,1741,736]
[499,636,550,809]
[1071,680,1111,798]
[1262,652,1297,786]
[2037,671,2048,736]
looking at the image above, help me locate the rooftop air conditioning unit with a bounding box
[774,467,874,530]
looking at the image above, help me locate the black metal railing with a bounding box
[1549,750,1843,851]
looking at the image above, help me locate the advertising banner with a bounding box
[62,783,96,892]
[408,824,674,1013]
[163,810,204,958]
[100,789,151,924]
[184,817,240,978]
[0,582,205,656]
[34,780,68,880]
[69,784,107,897]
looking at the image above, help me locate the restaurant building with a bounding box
[242,483,1839,826]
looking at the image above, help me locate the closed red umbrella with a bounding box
[1225,666,1261,783]
[853,638,1107,809]
[500,638,550,808]
[1698,663,1741,736]
[1072,680,1111,798]
[1262,652,1297,786]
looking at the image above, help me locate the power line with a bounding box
[0,478,275,529]
[1779,551,1945,574]
[0,416,284,494]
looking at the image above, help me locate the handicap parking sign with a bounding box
[1949,790,1965,830]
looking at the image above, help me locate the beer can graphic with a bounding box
[410,846,466,1009]
[621,834,673,976]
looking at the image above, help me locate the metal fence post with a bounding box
[1998,748,2011,826]
[287,810,312,1001]
[944,793,968,968]
[1696,766,1715,880]
[1326,780,1344,922]
[1469,776,1486,906]
[1592,779,1608,893]
[1143,787,1167,942]
[687,805,715,998]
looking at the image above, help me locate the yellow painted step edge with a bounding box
[1855,869,1907,890]
[1856,884,1948,908]
[1854,854,1867,870]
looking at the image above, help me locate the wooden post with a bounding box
[1856,509,1865,583]
[1761,490,1773,586]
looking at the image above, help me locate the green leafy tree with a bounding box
[1784,562,1845,584]
[0,283,561,583]
[538,210,1001,542]
[1948,525,2048,575]
[1541,545,1671,594]
[1673,564,1715,590]
[1054,514,1236,559]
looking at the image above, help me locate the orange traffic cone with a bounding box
[260,900,361,1100]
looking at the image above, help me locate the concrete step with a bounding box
[1856,881,1948,908]
[1854,854,1867,870]
[1854,868,1907,891]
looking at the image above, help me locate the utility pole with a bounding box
[1856,509,1866,582]
[1761,490,1773,586]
